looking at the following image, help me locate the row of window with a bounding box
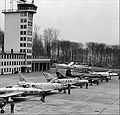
[27,43,32,47]
[1,61,25,66]
[28,21,32,26]
[20,31,32,35]
[0,55,25,59]
[20,31,26,35]
[20,37,32,41]
[20,19,33,26]
[20,43,26,47]
[21,12,27,17]
[27,37,32,41]
[27,49,32,53]
[20,49,32,53]
[21,25,27,29]
[20,49,26,53]
[27,55,32,59]
[21,18,27,23]
[20,43,32,47]
[2,67,21,73]
[20,37,26,41]
[28,31,32,35]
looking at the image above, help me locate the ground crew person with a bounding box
[40,91,45,102]
[68,84,71,94]
[66,68,72,76]
[86,82,88,89]
[10,101,15,113]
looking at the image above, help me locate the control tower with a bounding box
[2,0,37,72]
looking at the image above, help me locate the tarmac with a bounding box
[0,71,119,115]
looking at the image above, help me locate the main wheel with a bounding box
[1,109,4,113]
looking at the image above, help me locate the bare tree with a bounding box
[0,29,4,52]
[32,25,44,56]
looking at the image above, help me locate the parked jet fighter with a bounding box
[43,72,89,89]
[0,86,46,113]
[17,73,67,93]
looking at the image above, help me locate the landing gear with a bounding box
[58,89,62,92]
[106,78,109,82]
[1,108,5,113]
[63,90,66,93]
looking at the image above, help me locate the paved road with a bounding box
[0,72,119,114]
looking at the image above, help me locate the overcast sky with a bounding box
[0,0,119,45]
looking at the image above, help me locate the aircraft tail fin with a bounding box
[56,72,67,79]
[43,72,54,82]
[18,73,27,82]
[68,62,74,66]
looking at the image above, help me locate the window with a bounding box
[21,25,23,29]
[7,55,9,59]
[27,55,32,59]
[24,19,27,22]
[20,31,23,35]
[27,43,32,47]
[20,43,22,47]
[24,31,26,35]
[4,68,6,72]
[23,49,26,53]
[24,12,27,16]
[21,19,23,22]
[20,49,22,53]
[24,25,27,29]
[24,37,26,41]
[4,62,6,65]
[27,37,32,41]
[27,61,31,65]
[28,31,32,35]
[4,55,6,59]
[20,43,26,47]
[21,12,27,16]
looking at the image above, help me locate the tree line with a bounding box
[32,26,120,68]
[0,27,120,68]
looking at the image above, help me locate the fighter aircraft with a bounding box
[0,86,47,113]
[56,71,101,85]
[55,62,75,69]
[17,73,67,93]
[43,72,89,89]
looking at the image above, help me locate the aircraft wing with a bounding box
[0,87,46,98]
[0,92,24,98]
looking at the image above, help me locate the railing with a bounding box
[2,9,36,13]
[2,9,18,13]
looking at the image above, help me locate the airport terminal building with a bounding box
[0,1,50,75]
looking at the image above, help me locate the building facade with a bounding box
[0,1,50,75]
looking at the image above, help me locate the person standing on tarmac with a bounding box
[10,101,15,113]
[68,84,71,94]
[66,68,72,76]
[86,82,88,89]
[40,91,46,102]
